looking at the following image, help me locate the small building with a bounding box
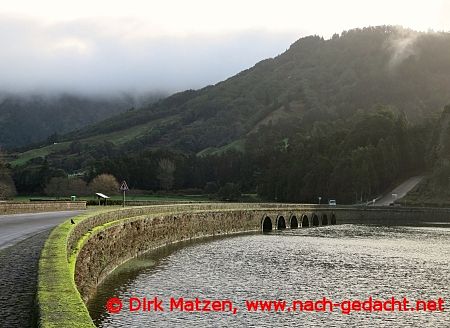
[95,193,110,206]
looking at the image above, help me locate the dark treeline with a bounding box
[404,105,450,205]
[243,108,431,203]
[11,107,434,203]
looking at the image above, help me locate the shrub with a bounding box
[89,174,119,195]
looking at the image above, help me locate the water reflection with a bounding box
[88,225,450,327]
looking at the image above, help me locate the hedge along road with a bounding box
[0,210,85,328]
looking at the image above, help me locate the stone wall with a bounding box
[74,205,450,302]
[37,203,450,327]
[74,208,294,302]
[0,201,86,215]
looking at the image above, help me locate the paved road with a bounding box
[0,230,52,327]
[0,210,84,250]
[0,210,85,327]
[374,176,424,206]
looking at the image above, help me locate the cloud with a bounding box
[0,15,298,95]
[385,27,420,69]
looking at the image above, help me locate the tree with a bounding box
[157,159,176,191]
[218,183,241,201]
[204,181,219,195]
[89,174,119,195]
[0,180,16,199]
[0,150,16,199]
[69,140,83,154]
[44,177,66,197]
[45,177,88,197]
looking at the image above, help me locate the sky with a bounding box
[0,0,449,95]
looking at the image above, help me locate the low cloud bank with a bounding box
[0,16,298,96]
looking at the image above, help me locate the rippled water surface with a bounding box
[88,225,450,327]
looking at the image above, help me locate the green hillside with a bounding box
[402,105,450,206]
[8,26,450,203]
[65,27,450,146]
[14,26,450,159]
[0,93,164,149]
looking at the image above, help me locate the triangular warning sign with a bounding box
[120,180,129,191]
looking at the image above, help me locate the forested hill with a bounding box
[61,26,450,153]
[9,26,450,203]
[403,105,450,206]
[0,93,161,149]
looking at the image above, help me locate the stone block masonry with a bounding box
[36,203,450,327]
[0,201,86,215]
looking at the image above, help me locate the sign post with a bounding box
[120,180,129,207]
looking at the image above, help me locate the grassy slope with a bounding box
[196,139,245,157]
[10,115,179,166]
[11,142,70,166]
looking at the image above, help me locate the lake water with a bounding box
[88,225,450,327]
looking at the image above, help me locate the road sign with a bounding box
[120,181,129,208]
[120,181,129,191]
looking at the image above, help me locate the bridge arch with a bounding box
[262,216,272,232]
[301,215,309,228]
[277,216,286,230]
[312,214,319,227]
[322,214,328,226]
[331,214,336,225]
[290,215,298,229]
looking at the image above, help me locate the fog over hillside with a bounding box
[1,0,449,95]
[0,92,164,149]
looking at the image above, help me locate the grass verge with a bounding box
[35,203,295,327]
[36,209,109,328]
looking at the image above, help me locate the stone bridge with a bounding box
[260,205,450,231]
[262,211,337,231]
[34,203,450,327]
